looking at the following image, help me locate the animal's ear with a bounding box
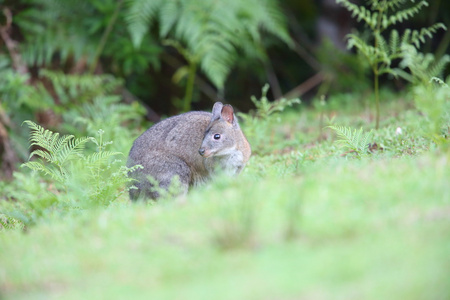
[221,105,234,125]
[211,102,224,120]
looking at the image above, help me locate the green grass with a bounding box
[1,98,449,300]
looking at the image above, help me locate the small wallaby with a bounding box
[127,102,251,200]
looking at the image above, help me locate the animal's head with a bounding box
[198,102,242,158]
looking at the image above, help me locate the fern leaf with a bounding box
[428,55,450,80]
[388,30,400,56]
[125,0,163,48]
[336,0,374,29]
[126,0,292,89]
[158,0,179,37]
[255,0,293,47]
[346,34,374,59]
[408,23,447,48]
[429,77,449,87]
[24,120,71,157]
[400,44,450,84]
[385,1,428,28]
[328,125,373,156]
[383,0,408,11]
[22,121,94,181]
[21,161,65,183]
[57,137,93,165]
[375,33,391,64]
[16,0,99,66]
[51,134,75,160]
[85,151,122,166]
[28,149,54,163]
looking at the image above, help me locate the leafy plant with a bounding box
[400,45,450,85]
[336,0,446,129]
[0,66,145,171]
[0,121,140,227]
[328,125,374,157]
[410,79,450,150]
[125,0,292,110]
[238,84,301,155]
[15,0,159,71]
[39,70,122,106]
[22,120,95,183]
[398,45,450,150]
[0,171,59,227]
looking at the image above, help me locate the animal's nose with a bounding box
[198,148,205,156]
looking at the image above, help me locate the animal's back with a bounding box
[130,111,211,164]
[127,111,212,199]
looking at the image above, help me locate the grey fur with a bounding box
[127,102,251,200]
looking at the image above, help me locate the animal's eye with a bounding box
[213,134,221,140]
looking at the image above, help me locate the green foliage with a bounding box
[337,0,447,129]
[0,56,52,113]
[39,70,122,106]
[63,95,146,153]
[36,71,146,141]
[125,0,292,91]
[16,0,95,66]
[316,39,371,94]
[397,44,450,150]
[411,78,450,149]
[328,125,374,156]
[400,45,450,85]
[337,0,431,31]
[248,84,301,119]
[2,88,450,298]
[15,0,160,73]
[238,84,301,155]
[0,171,59,226]
[22,120,94,183]
[0,213,24,231]
[1,152,449,298]
[0,67,145,161]
[1,121,140,226]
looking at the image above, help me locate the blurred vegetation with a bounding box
[337,0,446,129]
[0,0,449,298]
[0,0,447,175]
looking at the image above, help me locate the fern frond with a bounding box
[336,0,375,28]
[255,0,293,47]
[384,1,428,29]
[125,0,292,89]
[328,125,373,156]
[28,149,54,163]
[24,121,73,162]
[388,30,400,56]
[125,0,163,48]
[158,0,179,37]
[16,0,100,66]
[408,23,447,48]
[85,151,122,166]
[400,45,450,84]
[22,121,94,181]
[375,33,391,64]
[39,70,122,105]
[57,137,93,165]
[346,34,376,62]
[429,77,449,88]
[381,0,407,11]
[21,161,65,183]
[427,55,450,80]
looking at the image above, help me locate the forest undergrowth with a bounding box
[0,86,449,300]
